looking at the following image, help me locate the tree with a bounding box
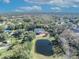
[21,31,35,42]
[0,34,5,42]
[0,25,5,33]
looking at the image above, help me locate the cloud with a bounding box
[0,0,11,3]
[24,0,79,7]
[51,7,61,10]
[15,9,23,12]
[19,6,42,11]
[15,6,42,12]
[51,7,62,12]
[72,5,78,7]
[3,0,10,3]
[49,0,79,7]
[24,0,52,4]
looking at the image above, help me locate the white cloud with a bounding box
[24,0,52,4]
[49,0,79,7]
[0,0,11,3]
[3,0,10,3]
[51,7,62,12]
[19,6,42,11]
[72,5,78,7]
[15,9,24,12]
[15,6,42,12]
[51,7,61,10]
[24,0,79,7]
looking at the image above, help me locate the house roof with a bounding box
[0,42,11,50]
[34,28,45,34]
[4,30,12,33]
[71,26,79,33]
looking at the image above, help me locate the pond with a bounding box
[35,40,53,56]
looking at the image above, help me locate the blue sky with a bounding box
[0,0,79,13]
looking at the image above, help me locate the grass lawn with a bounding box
[31,35,65,59]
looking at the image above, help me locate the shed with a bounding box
[35,40,53,56]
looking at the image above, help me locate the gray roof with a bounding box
[0,42,11,50]
[71,26,79,33]
[34,28,45,34]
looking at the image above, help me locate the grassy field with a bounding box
[30,34,65,59]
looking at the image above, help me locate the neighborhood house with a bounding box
[34,28,48,37]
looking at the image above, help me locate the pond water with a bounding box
[35,40,53,56]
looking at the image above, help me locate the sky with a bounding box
[0,0,79,13]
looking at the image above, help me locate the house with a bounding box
[4,25,13,33]
[4,22,15,33]
[34,28,48,36]
[0,16,8,25]
[71,26,79,35]
[35,40,53,56]
[10,30,22,38]
[0,19,6,25]
[34,28,45,35]
[4,29,12,33]
[0,42,11,50]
